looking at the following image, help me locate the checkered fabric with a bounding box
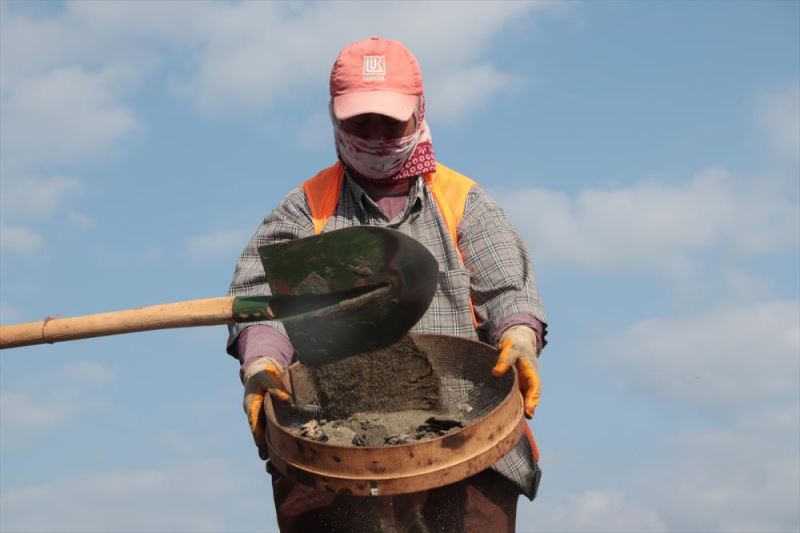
[227,165,547,499]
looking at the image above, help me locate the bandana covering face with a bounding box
[332,98,437,184]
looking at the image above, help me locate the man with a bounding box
[228,36,547,533]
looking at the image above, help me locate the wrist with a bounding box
[243,356,282,382]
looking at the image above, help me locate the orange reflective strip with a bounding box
[424,163,475,252]
[302,161,345,235]
[425,163,478,328]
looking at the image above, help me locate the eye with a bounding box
[342,115,370,129]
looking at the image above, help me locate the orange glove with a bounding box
[492,325,540,419]
[243,357,290,459]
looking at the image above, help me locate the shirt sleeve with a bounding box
[226,186,314,359]
[458,187,548,349]
[235,325,295,382]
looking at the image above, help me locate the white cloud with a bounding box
[2,66,139,168]
[497,168,799,275]
[0,34,139,254]
[0,174,93,257]
[0,2,188,88]
[0,461,241,533]
[176,1,552,114]
[0,222,45,256]
[758,83,800,160]
[0,363,114,445]
[426,63,517,123]
[0,391,106,441]
[522,406,800,533]
[722,266,773,302]
[653,408,800,533]
[0,389,113,448]
[522,490,668,533]
[1,3,162,254]
[0,175,82,219]
[64,209,97,229]
[595,300,800,413]
[184,227,251,261]
[1,1,551,118]
[1,1,553,255]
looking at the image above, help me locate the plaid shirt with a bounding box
[227,165,547,499]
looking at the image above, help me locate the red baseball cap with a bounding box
[330,36,423,121]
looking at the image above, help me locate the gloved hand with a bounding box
[492,325,540,419]
[243,357,291,459]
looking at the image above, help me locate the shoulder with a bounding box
[272,162,343,213]
[429,162,479,188]
[302,161,345,190]
[427,162,496,208]
[257,185,311,231]
[425,162,482,208]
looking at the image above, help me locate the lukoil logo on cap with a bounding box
[362,56,386,82]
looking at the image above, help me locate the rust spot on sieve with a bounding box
[441,432,468,450]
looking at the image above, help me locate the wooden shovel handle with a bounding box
[0,296,237,349]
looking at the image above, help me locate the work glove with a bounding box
[243,357,291,460]
[492,325,540,419]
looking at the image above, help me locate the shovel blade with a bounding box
[259,226,438,365]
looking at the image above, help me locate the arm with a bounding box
[458,187,548,418]
[457,187,548,348]
[226,186,315,457]
[226,186,315,370]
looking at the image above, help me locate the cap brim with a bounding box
[332,91,417,121]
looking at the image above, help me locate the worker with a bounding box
[227,36,548,533]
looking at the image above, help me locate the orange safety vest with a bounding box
[303,161,473,253]
[302,161,540,462]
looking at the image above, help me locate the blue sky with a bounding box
[1,1,798,532]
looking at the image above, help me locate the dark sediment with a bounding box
[297,411,465,447]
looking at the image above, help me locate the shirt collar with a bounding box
[344,171,425,216]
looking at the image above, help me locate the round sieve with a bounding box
[263,333,525,496]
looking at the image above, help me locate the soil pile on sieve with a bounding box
[312,335,442,418]
[293,336,468,447]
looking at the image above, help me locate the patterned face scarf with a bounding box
[332,97,437,184]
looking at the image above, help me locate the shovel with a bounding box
[0,226,439,365]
